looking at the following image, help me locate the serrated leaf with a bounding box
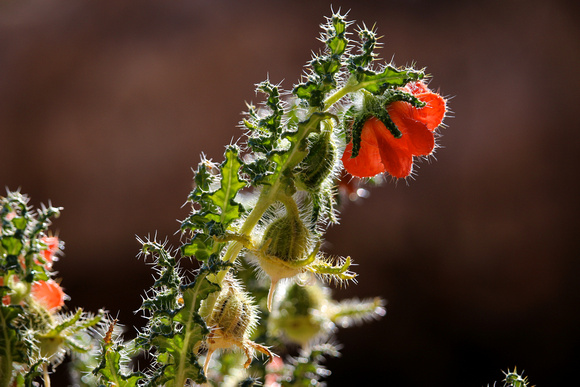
[205,146,246,227]
[181,233,213,261]
[293,80,326,108]
[182,212,219,232]
[194,163,214,193]
[256,81,283,133]
[347,28,378,70]
[242,157,274,185]
[95,349,144,387]
[355,65,424,94]
[245,82,286,159]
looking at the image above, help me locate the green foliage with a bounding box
[293,15,349,108]
[0,305,27,374]
[1,191,60,282]
[181,146,247,263]
[1,191,102,387]
[4,9,453,387]
[96,10,427,386]
[502,368,531,387]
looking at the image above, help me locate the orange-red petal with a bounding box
[31,280,66,311]
[341,82,446,179]
[341,119,385,177]
[387,106,435,156]
[38,236,59,269]
[399,81,446,131]
[374,128,413,178]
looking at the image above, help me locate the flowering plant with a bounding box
[4,10,538,387]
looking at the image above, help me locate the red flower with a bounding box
[342,81,446,178]
[31,279,66,311]
[1,277,67,311]
[39,236,60,269]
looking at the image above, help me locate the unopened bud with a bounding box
[296,129,336,192]
[262,212,310,264]
[269,282,333,346]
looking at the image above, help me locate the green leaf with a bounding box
[181,233,213,261]
[194,163,214,192]
[292,14,348,108]
[355,65,424,95]
[11,217,27,231]
[242,157,274,185]
[245,82,286,158]
[1,236,22,256]
[204,146,246,227]
[94,348,144,387]
[347,28,378,70]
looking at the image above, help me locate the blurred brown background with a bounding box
[1,0,579,385]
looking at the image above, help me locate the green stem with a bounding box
[0,309,13,387]
[174,329,193,387]
[175,272,207,387]
[322,76,359,110]
[43,363,51,387]
[205,75,363,312]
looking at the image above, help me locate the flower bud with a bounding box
[258,209,316,312]
[262,213,310,264]
[296,129,336,192]
[203,274,272,374]
[269,282,333,346]
[4,275,29,305]
[37,334,65,360]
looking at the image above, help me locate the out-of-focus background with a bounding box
[1,0,579,385]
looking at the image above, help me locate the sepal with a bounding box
[348,89,427,158]
[352,65,425,95]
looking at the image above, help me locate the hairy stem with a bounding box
[175,271,207,387]
[43,363,51,387]
[0,310,13,387]
[322,76,359,110]
[218,79,361,276]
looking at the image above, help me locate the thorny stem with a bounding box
[209,77,362,288]
[197,74,381,373]
[175,271,208,387]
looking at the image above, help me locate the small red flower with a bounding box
[342,81,446,178]
[39,236,60,269]
[31,279,66,311]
